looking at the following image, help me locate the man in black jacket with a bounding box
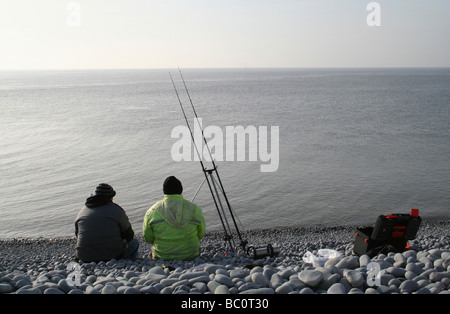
[75,183,138,262]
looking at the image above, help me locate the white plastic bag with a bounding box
[303,249,342,267]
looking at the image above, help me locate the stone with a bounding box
[275,282,293,294]
[251,273,270,287]
[299,287,314,294]
[298,270,324,287]
[387,267,406,278]
[230,269,248,279]
[179,271,209,281]
[160,287,173,294]
[348,288,364,294]
[43,287,65,294]
[15,279,32,290]
[405,263,423,275]
[204,264,225,274]
[16,287,42,294]
[414,287,431,294]
[215,274,234,288]
[319,273,340,290]
[344,271,364,287]
[0,283,13,294]
[359,255,371,267]
[85,285,101,294]
[394,253,406,263]
[239,288,275,294]
[192,282,207,294]
[160,278,180,286]
[123,287,140,294]
[215,285,230,294]
[124,271,136,279]
[270,273,284,289]
[207,280,222,294]
[148,266,165,275]
[238,282,260,292]
[364,288,379,294]
[57,279,73,293]
[335,256,359,269]
[140,286,159,294]
[402,250,417,260]
[429,271,450,283]
[145,273,166,282]
[399,280,420,293]
[101,285,117,294]
[263,267,277,280]
[327,283,346,294]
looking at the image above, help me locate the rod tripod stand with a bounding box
[170,69,247,253]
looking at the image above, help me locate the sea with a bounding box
[0,68,449,238]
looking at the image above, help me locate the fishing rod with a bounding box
[169,70,248,253]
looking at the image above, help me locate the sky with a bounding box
[0,0,449,70]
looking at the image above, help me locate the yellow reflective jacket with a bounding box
[143,194,205,260]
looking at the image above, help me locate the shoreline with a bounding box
[1,220,449,294]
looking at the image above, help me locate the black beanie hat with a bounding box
[95,183,116,198]
[163,176,183,195]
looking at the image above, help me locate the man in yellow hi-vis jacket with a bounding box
[143,176,206,260]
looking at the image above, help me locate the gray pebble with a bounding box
[415,287,431,294]
[298,270,323,287]
[85,285,101,294]
[192,282,207,294]
[16,286,42,294]
[327,283,346,294]
[230,269,248,279]
[299,287,314,294]
[44,287,64,294]
[275,282,293,294]
[344,270,364,287]
[57,279,73,293]
[101,285,117,294]
[359,255,371,267]
[207,280,222,294]
[160,286,173,294]
[348,288,364,294]
[204,264,224,274]
[214,274,234,287]
[0,283,13,294]
[140,285,159,294]
[405,263,423,275]
[124,287,140,294]
[145,273,166,282]
[251,272,270,287]
[179,271,209,280]
[239,287,274,294]
[270,273,283,289]
[365,287,379,294]
[214,285,230,294]
[429,271,450,283]
[399,280,420,293]
[335,256,359,269]
[387,267,406,277]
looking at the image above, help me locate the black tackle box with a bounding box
[353,209,422,257]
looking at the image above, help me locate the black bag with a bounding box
[353,209,421,257]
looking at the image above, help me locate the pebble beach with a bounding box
[1,220,449,295]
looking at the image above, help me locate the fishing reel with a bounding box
[246,244,281,259]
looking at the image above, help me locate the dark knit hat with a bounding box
[95,183,116,198]
[163,176,183,195]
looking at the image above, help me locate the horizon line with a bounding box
[1,66,450,72]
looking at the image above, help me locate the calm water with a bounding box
[0,68,449,238]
